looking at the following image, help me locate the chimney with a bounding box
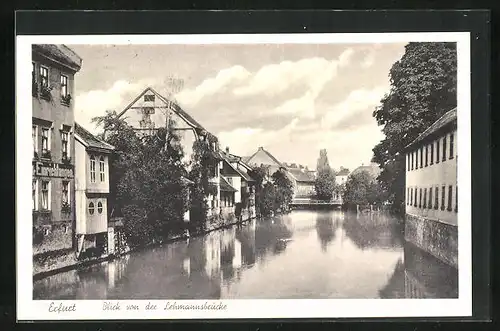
[258,146,263,150]
[226,146,229,154]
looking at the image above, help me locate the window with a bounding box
[434,187,439,210]
[88,202,95,215]
[90,155,96,182]
[419,188,422,208]
[97,201,103,214]
[455,186,458,212]
[442,135,447,162]
[61,131,69,160]
[41,128,50,153]
[423,188,427,209]
[415,150,418,169]
[60,74,68,97]
[436,139,440,164]
[425,145,428,166]
[441,185,446,211]
[62,181,70,205]
[420,147,423,168]
[41,180,50,210]
[430,143,434,165]
[407,188,409,205]
[411,152,414,170]
[414,187,418,206]
[428,187,433,209]
[32,62,37,95]
[32,180,38,210]
[410,188,413,206]
[99,156,105,182]
[40,66,49,88]
[447,185,453,211]
[407,154,410,171]
[449,133,454,159]
[32,125,38,153]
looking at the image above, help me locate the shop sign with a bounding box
[32,161,74,178]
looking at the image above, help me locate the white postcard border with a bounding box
[16,32,472,320]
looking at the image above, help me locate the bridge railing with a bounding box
[291,198,343,205]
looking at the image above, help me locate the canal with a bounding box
[33,210,458,300]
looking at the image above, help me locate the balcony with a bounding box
[33,210,52,225]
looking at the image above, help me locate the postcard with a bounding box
[17,31,472,320]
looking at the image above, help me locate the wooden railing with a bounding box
[290,198,343,205]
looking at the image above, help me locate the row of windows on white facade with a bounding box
[32,62,70,98]
[406,185,458,212]
[32,179,70,211]
[90,155,106,183]
[32,125,70,160]
[407,132,455,171]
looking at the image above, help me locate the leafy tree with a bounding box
[259,182,277,217]
[372,42,457,214]
[188,133,220,231]
[249,165,270,217]
[343,170,387,208]
[315,168,337,201]
[92,111,188,247]
[271,170,294,211]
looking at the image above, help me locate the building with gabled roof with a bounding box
[113,87,223,216]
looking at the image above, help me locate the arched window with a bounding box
[90,155,96,182]
[88,202,95,215]
[97,201,103,214]
[99,156,105,182]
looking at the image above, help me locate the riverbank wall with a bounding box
[404,213,458,269]
[33,210,256,280]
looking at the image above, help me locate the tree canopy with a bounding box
[371,42,457,213]
[314,149,336,200]
[343,170,386,207]
[92,111,189,247]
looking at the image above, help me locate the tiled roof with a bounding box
[220,176,237,192]
[337,168,350,176]
[221,153,255,182]
[351,163,381,179]
[75,123,115,152]
[246,147,283,167]
[33,44,82,71]
[116,87,209,134]
[406,108,457,149]
[286,168,316,182]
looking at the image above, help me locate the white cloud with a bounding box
[175,65,250,107]
[321,86,388,129]
[361,51,376,68]
[233,48,354,98]
[218,118,299,157]
[75,78,156,133]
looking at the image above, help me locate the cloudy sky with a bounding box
[69,42,406,171]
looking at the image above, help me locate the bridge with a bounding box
[290,198,343,209]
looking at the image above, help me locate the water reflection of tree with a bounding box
[315,212,336,252]
[254,215,294,259]
[342,212,404,250]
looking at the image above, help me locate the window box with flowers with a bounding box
[33,151,39,160]
[33,210,52,224]
[62,156,72,165]
[61,201,71,214]
[61,94,72,106]
[40,85,53,101]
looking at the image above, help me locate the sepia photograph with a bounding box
[17,31,472,320]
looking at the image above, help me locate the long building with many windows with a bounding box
[404,108,458,268]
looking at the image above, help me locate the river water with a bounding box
[33,210,458,300]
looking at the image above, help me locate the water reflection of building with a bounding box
[378,242,458,299]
